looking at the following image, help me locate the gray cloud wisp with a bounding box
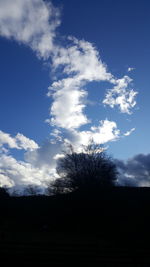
[116,154,150,187]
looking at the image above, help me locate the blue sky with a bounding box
[0,0,150,189]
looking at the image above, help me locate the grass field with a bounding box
[1,187,150,266]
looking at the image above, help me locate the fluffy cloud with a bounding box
[0,1,138,191]
[47,78,89,129]
[116,154,150,186]
[0,0,60,58]
[15,133,39,151]
[47,38,112,129]
[0,139,68,191]
[0,154,55,190]
[0,155,53,191]
[0,173,14,187]
[0,120,127,190]
[0,130,18,149]
[52,38,112,81]
[70,119,120,149]
[89,119,120,144]
[48,39,137,131]
[0,130,39,151]
[48,119,121,153]
[103,76,137,114]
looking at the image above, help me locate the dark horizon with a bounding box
[1,186,150,265]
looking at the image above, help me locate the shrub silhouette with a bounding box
[0,187,9,198]
[51,143,118,194]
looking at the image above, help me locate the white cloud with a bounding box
[15,133,39,151]
[0,147,9,155]
[47,78,89,129]
[0,173,14,187]
[48,39,138,131]
[0,130,19,149]
[124,128,135,136]
[47,38,113,130]
[53,153,64,160]
[103,76,138,114]
[0,137,71,191]
[56,119,121,152]
[0,1,138,192]
[0,0,137,130]
[52,38,112,81]
[0,0,60,58]
[0,121,135,191]
[0,130,39,151]
[128,67,135,72]
[73,119,120,148]
[0,154,55,189]
[50,129,63,143]
[89,119,120,144]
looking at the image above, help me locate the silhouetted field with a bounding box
[1,187,150,266]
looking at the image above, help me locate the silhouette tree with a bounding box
[0,187,9,198]
[51,142,118,194]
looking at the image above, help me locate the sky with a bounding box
[0,0,150,191]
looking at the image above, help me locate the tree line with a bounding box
[0,142,118,196]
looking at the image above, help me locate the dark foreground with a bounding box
[1,187,150,266]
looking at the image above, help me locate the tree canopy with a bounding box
[51,143,118,194]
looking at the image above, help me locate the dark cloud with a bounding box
[116,154,150,187]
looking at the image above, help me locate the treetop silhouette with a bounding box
[51,142,118,194]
